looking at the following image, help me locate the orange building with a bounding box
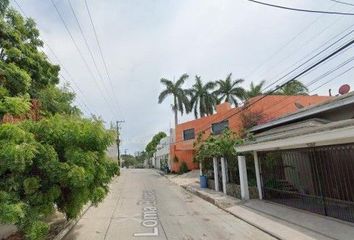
[170,95,330,172]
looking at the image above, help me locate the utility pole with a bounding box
[116,120,125,167]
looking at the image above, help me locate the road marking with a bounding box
[134,190,159,237]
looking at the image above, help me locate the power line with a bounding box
[170,38,354,145]
[270,64,354,116]
[259,26,354,114]
[328,0,354,7]
[260,28,354,94]
[46,44,94,114]
[306,52,354,87]
[246,0,354,15]
[254,14,342,85]
[13,0,94,116]
[263,51,354,115]
[264,20,353,88]
[311,64,354,92]
[219,38,354,125]
[84,0,118,99]
[67,0,121,116]
[49,0,119,119]
[244,3,335,80]
[59,73,92,114]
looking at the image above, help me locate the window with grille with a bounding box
[211,120,229,135]
[183,128,195,140]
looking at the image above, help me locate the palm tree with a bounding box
[214,73,245,106]
[244,80,266,99]
[187,75,216,119]
[276,80,308,95]
[158,74,190,126]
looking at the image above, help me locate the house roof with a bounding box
[236,119,354,153]
[250,92,354,133]
[176,95,329,130]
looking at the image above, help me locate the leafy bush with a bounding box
[194,129,242,163]
[145,131,166,157]
[179,161,189,174]
[37,85,80,116]
[0,115,119,239]
[0,95,31,116]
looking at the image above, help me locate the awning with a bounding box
[236,120,354,153]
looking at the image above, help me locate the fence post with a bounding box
[253,151,263,200]
[213,157,219,192]
[221,157,227,195]
[238,155,249,200]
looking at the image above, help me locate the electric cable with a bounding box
[170,38,354,144]
[50,0,119,119]
[13,0,95,116]
[67,0,122,116]
[246,0,354,15]
[328,0,354,7]
[84,0,119,96]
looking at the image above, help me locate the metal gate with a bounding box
[259,143,354,222]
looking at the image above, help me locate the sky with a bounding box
[11,0,354,153]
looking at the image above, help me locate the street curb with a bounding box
[52,203,92,240]
[180,185,283,240]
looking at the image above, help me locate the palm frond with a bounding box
[158,89,171,103]
[175,73,189,87]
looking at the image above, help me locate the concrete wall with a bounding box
[106,144,118,159]
[154,136,171,170]
[207,179,259,199]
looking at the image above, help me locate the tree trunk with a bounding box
[174,96,178,126]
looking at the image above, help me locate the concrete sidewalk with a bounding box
[180,182,354,240]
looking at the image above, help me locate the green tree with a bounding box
[244,80,266,99]
[145,131,167,157]
[121,154,137,168]
[0,4,118,240]
[0,7,60,98]
[0,115,118,240]
[186,75,216,119]
[276,80,308,95]
[37,84,80,116]
[194,130,242,167]
[214,73,245,106]
[0,2,79,119]
[0,95,31,116]
[0,0,9,15]
[135,151,147,167]
[158,74,190,126]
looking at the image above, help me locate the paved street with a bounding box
[64,169,275,240]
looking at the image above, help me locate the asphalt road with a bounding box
[64,169,275,240]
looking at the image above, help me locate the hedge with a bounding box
[0,115,119,239]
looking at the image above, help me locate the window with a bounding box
[183,128,195,140]
[211,120,229,135]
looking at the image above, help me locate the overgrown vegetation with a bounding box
[194,129,243,176]
[0,116,118,239]
[0,2,119,239]
[121,152,146,168]
[145,131,167,157]
[194,130,242,164]
[179,161,189,174]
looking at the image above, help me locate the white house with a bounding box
[153,136,171,170]
[233,91,354,223]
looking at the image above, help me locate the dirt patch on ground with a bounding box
[166,170,199,186]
